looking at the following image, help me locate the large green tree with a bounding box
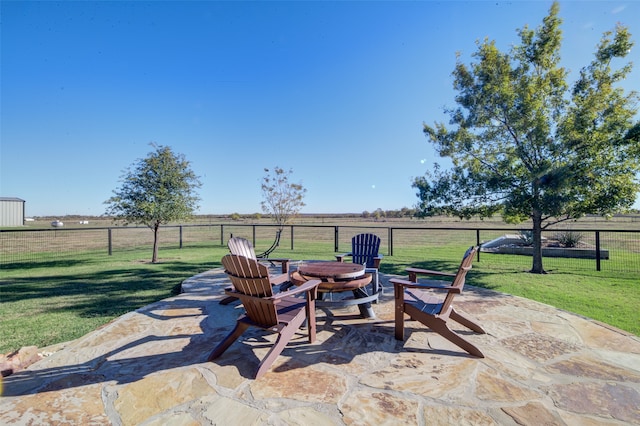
[414,2,639,273]
[105,144,202,263]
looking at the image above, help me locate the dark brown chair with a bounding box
[208,254,321,379]
[390,246,486,358]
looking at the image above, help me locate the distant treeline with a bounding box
[32,208,640,223]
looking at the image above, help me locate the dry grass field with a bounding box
[23,212,640,229]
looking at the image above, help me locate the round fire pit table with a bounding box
[290,261,377,318]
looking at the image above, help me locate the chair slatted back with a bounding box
[222,254,278,327]
[439,246,477,315]
[351,233,381,268]
[228,237,258,260]
[222,254,272,296]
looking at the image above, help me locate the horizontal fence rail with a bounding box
[1,224,639,274]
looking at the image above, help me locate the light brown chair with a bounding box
[208,254,321,379]
[228,235,290,278]
[390,246,486,358]
[220,236,291,305]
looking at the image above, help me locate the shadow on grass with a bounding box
[0,259,90,271]
[0,259,221,320]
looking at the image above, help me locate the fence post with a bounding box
[389,227,393,256]
[220,225,224,246]
[476,229,481,262]
[179,225,183,249]
[334,226,339,252]
[252,225,256,246]
[108,228,112,256]
[290,225,294,250]
[595,231,601,271]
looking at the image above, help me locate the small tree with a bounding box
[104,144,202,263]
[414,2,639,273]
[260,167,306,230]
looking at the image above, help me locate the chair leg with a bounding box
[450,308,486,334]
[426,316,485,358]
[207,321,249,361]
[255,314,306,379]
[394,294,406,341]
[306,299,316,343]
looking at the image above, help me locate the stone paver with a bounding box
[1,268,639,425]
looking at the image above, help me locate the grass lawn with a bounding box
[0,246,221,354]
[383,244,639,336]
[0,242,638,355]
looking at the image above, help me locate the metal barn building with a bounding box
[0,197,26,227]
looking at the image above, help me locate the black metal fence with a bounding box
[1,223,639,273]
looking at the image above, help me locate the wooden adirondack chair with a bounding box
[336,233,383,297]
[220,236,291,305]
[208,254,321,379]
[390,246,486,358]
[228,233,290,276]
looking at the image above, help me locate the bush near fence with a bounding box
[1,223,639,274]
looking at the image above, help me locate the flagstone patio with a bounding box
[1,268,639,425]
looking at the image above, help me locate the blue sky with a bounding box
[2,1,639,217]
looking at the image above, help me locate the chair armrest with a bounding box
[271,279,321,300]
[389,278,460,293]
[405,267,455,282]
[335,253,353,262]
[269,273,290,286]
[257,257,290,273]
[275,258,291,274]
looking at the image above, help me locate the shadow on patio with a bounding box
[1,268,639,425]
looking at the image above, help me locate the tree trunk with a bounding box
[530,211,546,274]
[152,223,160,263]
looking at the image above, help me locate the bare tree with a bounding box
[260,167,306,230]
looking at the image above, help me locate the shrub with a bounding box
[518,230,534,246]
[555,231,584,248]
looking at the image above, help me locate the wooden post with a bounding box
[595,231,601,272]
